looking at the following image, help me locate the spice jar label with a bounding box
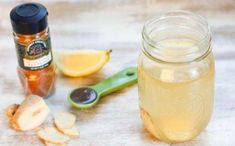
[15,37,52,71]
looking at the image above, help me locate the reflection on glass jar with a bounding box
[138,11,215,143]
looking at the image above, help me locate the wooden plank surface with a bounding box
[0,0,235,145]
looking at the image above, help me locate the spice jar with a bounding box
[138,11,215,143]
[10,3,56,98]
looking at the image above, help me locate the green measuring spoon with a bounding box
[68,67,137,109]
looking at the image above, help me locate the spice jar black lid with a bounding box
[10,3,48,35]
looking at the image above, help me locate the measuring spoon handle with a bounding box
[91,67,137,97]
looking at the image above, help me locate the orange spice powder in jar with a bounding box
[10,3,56,98]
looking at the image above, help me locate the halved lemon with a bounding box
[54,49,111,77]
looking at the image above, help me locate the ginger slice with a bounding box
[6,104,21,130]
[37,127,70,144]
[54,112,76,129]
[57,125,79,137]
[6,104,20,121]
[44,141,66,146]
[11,95,50,131]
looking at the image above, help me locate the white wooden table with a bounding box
[0,0,235,145]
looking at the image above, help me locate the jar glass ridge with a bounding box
[142,10,212,64]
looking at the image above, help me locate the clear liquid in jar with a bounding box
[138,39,215,143]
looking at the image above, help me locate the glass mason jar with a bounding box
[138,11,215,143]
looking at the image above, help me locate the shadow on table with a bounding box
[58,69,107,88]
[140,127,210,146]
[69,84,137,123]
